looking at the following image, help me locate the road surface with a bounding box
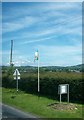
[0,103,2,120]
[1,103,39,119]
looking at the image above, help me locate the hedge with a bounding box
[2,72,83,103]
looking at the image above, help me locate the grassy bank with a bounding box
[2,88,83,118]
[0,87,2,102]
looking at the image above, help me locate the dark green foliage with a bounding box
[2,73,15,88]
[2,72,83,103]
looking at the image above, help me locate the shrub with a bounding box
[2,72,83,103]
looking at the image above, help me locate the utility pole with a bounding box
[10,40,13,67]
[8,40,14,75]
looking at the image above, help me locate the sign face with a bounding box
[18,76,20,79]
[13,69,20,76]
[58,84,69,103]
[58,84,68,94]
[14,76,20,80]
[61,85,67,94]
[13,69,20,80]
[14,77,16,80]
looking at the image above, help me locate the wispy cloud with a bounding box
[2,2,81,33]
[3,14,81,45]
[13,59,33,66]
[2,50,34,66]
[36,44,82,66]
[3,16,39,33]
[3,0,82,2]
[37,44,82,56]
[2,2,82,66]
[3,2,81,18]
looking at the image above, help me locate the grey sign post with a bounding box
[13,69,20,92]
[58,84,69,103]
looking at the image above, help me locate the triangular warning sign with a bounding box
[13,69,20,76]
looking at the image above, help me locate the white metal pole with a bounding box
[17,78,18,92]
[60,93,61,103]
[16,70,18,92]
[67,84,69,103]
[38,51,40,92]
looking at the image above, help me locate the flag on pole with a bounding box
[34,50,40,92]
[34,50,39,62]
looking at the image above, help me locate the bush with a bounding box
[2,72,83,103]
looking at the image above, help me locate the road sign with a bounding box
[13,69,20,76]
[13,69,20,92]
[58,84,69,103]
[14,76,20,80]
[61,85,67,94]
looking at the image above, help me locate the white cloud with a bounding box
[12,14,81,45]
[2,0,83,2]
[42,2,82,11]
[2,2,81,23]
[2,2,82,34]
[36,44,82,66]
[38,44,82,56]
[20,26,82,45]
[2,2,82,66]
[12,55,34,66]
[2,16,38,33]
[3,18,82,44]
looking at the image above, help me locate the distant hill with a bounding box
[41,64,83,72]
[2,64,83,73]
[66,64,83,72]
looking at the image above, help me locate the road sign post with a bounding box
[13,69,20,92]
[67,84,69,103]
[58,84,69,103]
[16,70,18,92]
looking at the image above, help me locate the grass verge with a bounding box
[2,88,83,118]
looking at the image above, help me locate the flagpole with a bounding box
[38,50,40,93]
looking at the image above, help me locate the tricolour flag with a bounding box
[34,50,39,62]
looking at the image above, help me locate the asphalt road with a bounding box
[1,103,39,119]
[0,103,2,120]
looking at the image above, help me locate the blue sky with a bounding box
[2,2,82,66]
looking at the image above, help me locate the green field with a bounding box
[0,87,2,102]
[2,88,83,118]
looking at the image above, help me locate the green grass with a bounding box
[2,88,83,118]
[0,87,2,102]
